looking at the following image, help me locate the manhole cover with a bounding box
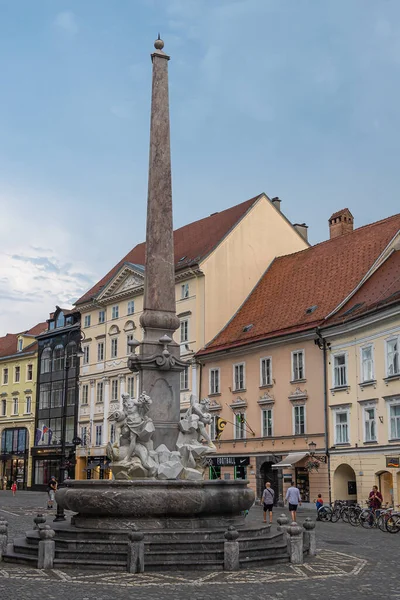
[325,540,354,546]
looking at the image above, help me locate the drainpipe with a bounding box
[315,328,332,505]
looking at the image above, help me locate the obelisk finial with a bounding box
[154,34,164,50]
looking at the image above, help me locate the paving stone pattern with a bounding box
[1,491,399,599]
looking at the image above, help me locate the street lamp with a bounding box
[308,441,317,455]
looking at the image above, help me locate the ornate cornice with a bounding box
[288,386,308,402]
[229,396,247,410]
[258,391,275,406]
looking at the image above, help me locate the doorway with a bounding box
[333,463,357,501]
[260,461,279,505]
[377,471,393,506]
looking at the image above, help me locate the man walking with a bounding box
[285,481,301,521]
[261,481,275,524]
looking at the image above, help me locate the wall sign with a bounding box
[386,456,399,468]
[209,456,250,467]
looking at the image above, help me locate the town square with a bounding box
[1,1,400,598]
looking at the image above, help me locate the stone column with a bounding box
[287,521,304,564]
[0,518,8,561]
[127,527,145,573]
[303,517,316,556]
[37,525,55,569]
[33,514,46,530]
[224,526,240,571]
[103,377,110,445]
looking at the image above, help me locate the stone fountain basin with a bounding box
[56,479,255,529]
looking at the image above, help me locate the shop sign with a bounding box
[208,456,250,467]
[386,456,400,468]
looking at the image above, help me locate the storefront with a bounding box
[31,446,77,490]
[0,428,29,490]
[84,456,111,480]
[207,456,250,481]
[273,452,329,505]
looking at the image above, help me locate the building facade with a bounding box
[0,323,46,489]
[31,308,81,490]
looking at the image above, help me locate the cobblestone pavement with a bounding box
[1,491,399,599]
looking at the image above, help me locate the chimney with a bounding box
[271,196,281,212]
[293,223,308,242]
[329,208,354,240]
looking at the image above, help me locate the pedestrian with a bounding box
[261,481,275,524]
[368,485,383,514]
[47,476,57,510]
[285,481,302,521]
[315,493,324,519]
[11,481,17,496]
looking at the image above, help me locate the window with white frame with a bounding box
[333,353,347,387]
[96,381,104,403]
[111,338,118,358]
[112,305,119,320]
[234,412,246,439]
[126,335,134,355]
[98,310,105,324]
[110,423,116,444]
[292,350,305,381]
[180,367,189,391]
[111,379,118,401]
[209,368,220,394]
[293,405,305,435]
[53,345,64,371]
[233,363,245,391]
[361,345,374,382]
[84,315,91,328]
[13,397,18,415]
[260,357,272,386]
[3,368,8,384]
[127,376,135,397]
[40,349,51,374]
[127,300,135,315]
[389,403,400,440]
[83,346,89,365]
[26,364,33,381]
[387,338,399,377]
[97,342,104,362]
[1,399,6,416]
[95,425,102,446]
[364,406,377,442]
[25,396,32,414]
[181,283,189,299]
[262,408,273,437]
[18,338,23,352]
[39,383,51,409]
[180,319,189,343]
[210,415,217,441]
[14,366,20,383]
[81,426,88,446]
[81,384,89,405]
[334,410,349,444]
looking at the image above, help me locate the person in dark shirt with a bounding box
[369,485,383,511]
[47,476,57,510]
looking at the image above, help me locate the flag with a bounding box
[41,425,49,442]
[35,428,42,446]
[48,428,53,446]
[216,418,227,439]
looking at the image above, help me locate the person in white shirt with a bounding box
[261,481,275,524]
[285,482,302,521]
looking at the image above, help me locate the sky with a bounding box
[1,0,400,335]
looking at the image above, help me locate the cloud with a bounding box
[53,11,79,36]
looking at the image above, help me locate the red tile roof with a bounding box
[76,195,261,305]
[198,213,400,355]
[0,322,47,359]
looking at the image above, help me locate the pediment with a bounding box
[97,263,145,301]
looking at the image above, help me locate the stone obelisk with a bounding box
[129,37,186,451]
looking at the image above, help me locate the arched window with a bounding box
[53,345,65,371]
[56,311,64,329]
[40,348,52,374]
[66,341,77,368]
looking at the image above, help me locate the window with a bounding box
[364,406,377,442]
[98,310,105,324]
[110,423,116,444]
[97,342,104,362]
[387,338,399,377]
[209,368,220,394]
[67,385,75,406]
[234,412,246,439]
[81,384,89,405]
[333,353,347,387]
[25,396,32,414]
[180,367,189,391]
[361,346,374,382]
[389,404,400,440]
[18,338,23,352]
[56,311,64,328]
[51,382,63,408]
[209,416,217,440]
[13,397,18,415]
[127,300,135,315]
[335,410,349,444]
[260,357,272,387]
[180,319,189,343]
[126,335,134,354]
[39,383,51,409]
[293,405,305,435]
[81,426,88,446]
[67,342,77,368]
[96,381,104,403]
[127,376,135,398]
[262,408,273,437]
[3,368,8,384]
[1,399,6,416]
[112,305,119,320]
[181,283,189,299]
[15,366,20,383]
[111,338,118,358]
[53,345,64,371]
[83,346,89,365]
[84,315,91,328]
[1,428,27,454]
[34,459,61,485]
[40,348,51,374]
[111,379,118,401]
[26,364,33,381]
[95,425,102,446]
[292,350,305,381]
[233,363,245,391]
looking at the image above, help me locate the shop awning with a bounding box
[272,452,309,469]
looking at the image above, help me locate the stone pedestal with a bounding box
[287,521,303,565]
[127,528,145,573]
[0,518,8,561]
[303,517,316,556]
[224,527,240,571]
[38,526,55,569]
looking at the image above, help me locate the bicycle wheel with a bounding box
[377,514,389,532]
[349,509,361,527]
[342,507,350,523]
[360,509,375,529]
[318,506,332,522]
[331,508,341,523]
[386,514,400,534]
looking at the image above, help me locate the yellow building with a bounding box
[0,323,46,489]
[324,230,400,506]
[73,194,309,478]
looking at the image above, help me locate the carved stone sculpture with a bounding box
[177,395,216,477]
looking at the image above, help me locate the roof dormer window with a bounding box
[17,338,23,352]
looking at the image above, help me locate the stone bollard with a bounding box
[277,513,289,534]
[287,521,304,565]
[127,526,145,573]
[33,514,47,530]
[303,517,317,556]
[224,526,240,571]
[37,525,56,569]
[0,518,8,562]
